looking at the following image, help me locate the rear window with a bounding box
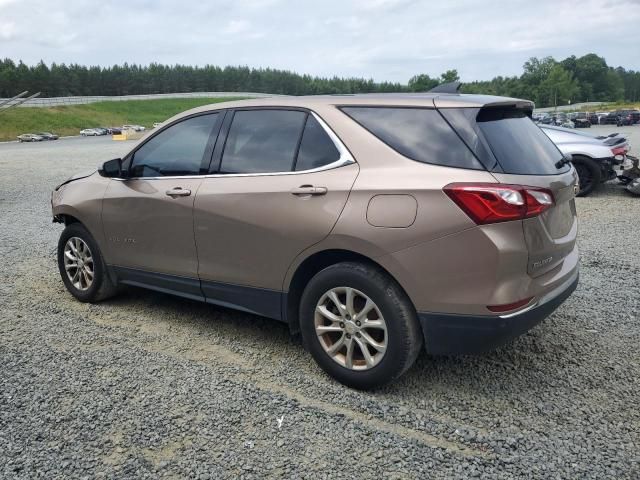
[341,107,484,170]
[476,108,566,175]
[441,107,568,175]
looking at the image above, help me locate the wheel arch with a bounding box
[284,248,415,334]
[575,153,610,174]
[53,204,111,265]
[53,213,83,226]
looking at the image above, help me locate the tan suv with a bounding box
[52,94,579,389]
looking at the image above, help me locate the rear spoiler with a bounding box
[433,94,534,112]
[427,83,534,114]
[478,102,534,119]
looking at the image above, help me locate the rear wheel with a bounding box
[573,156,602,196]
[57,223,119,302]
[300,262,422,390]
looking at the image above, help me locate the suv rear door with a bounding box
[193,108,358,319]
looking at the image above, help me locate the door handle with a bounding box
[291,185,328,196]
[165,187,191,197]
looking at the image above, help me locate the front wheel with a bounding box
[300,262,423,390]
[57,223,119,302]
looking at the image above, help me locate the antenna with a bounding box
[428,82,462,94]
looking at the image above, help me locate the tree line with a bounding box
[1,53,638,107]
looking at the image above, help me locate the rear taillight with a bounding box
[611,146,627,156]
[443,183,555,225]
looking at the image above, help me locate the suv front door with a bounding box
[194,109,358,318]
[102,112,222,297]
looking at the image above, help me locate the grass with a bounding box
[0,97,246,141]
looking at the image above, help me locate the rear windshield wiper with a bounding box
[555,154,572,169]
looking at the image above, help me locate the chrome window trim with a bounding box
[115,111,355,181]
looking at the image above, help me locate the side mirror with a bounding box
[99,158,123,178]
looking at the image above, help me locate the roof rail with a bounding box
[428,81,462,94]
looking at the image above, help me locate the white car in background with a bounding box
[80,129,99,136]
[123,124,146,132]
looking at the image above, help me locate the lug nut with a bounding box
[356,332,361,337]
[346,333,351,339]
[339,322,345,328]
[355,320,361,327]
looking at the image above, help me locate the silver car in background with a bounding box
[17,133,44,142]
[80,129,100,136]
[540,125,629,196]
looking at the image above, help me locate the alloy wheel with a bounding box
[314,287,388,371]
[63,237,94,291]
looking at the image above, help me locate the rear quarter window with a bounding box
[294,115,341,171]
[341,107,484,170]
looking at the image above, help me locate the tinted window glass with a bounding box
[220,110,306,174]
[130,114,218,177]
[341,107,483,170]
[438,107,497,171]
[476,108,566,175]
[295,116,340,171]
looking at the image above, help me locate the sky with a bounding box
[1,0,639,83]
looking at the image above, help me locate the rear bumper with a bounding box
[418,269,579,355]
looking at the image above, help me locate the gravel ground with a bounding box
[1,127,639,479]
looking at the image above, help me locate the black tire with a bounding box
[57,223,118,302]
[572,156,602,197]
[299,262,423,390]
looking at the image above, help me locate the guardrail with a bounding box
[534,102,606,113]
[0,92,277,108]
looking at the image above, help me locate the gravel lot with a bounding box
[1,127,639,479]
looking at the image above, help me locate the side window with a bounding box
[341,107,483,170]
[294,115,341,171]
[220,110,306,174]
[130,113,219,177]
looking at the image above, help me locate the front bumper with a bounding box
[418,269,579,355]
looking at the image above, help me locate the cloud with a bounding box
[0,0,638,82]
[223,19,251,35]
[355,0,418,11]
[0,21,15,40]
